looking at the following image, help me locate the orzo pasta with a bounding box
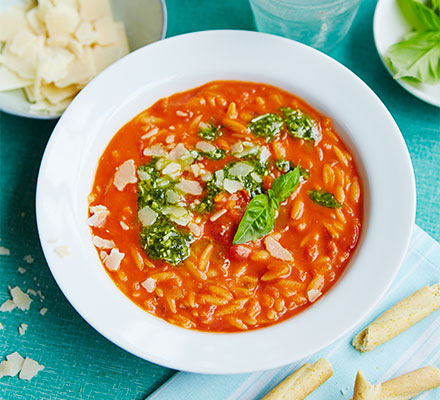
[88,81,362,332]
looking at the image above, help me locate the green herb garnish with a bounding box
[199,148,227,160]
[248,113,284,142]
[281,107,319,141]
[137,161,192,265]
[386,0,440,84]
[140,217,193,265]
[275,159,310,180]
[308,190,342,208]
[198,123,222,140]
[233,167,300,244]
[196,179,221,214]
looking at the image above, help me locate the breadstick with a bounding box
[353,282,440,352]
[353,370,381,400]
[262,358,332,400]
[379,366,440,400]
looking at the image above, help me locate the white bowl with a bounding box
[0,0,167,119]
[36,30,416,374]
[373,0,440,107]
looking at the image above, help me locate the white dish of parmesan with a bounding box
[0,0,166,118]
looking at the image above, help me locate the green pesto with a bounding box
[137,161,192,265]
[137,161,173,211]
[308,190,342,208]
[197,123,223,140]
[248,113,284,142]
[198,148,227,160]
[195,179,221,214]
[281,107,319,141]
[140,217,193,265]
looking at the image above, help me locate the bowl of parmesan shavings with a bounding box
[0,0,167,119]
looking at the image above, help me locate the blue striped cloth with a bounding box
[148,225,440,400]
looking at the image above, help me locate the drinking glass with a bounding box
[249,0,361,52]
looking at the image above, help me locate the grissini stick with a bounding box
[353,283,440,352]
[261,358,332,400]
[353,370,381,400]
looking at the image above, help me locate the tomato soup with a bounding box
[88,81,362,332]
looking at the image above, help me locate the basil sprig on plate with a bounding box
[233,167,300,244]
[387,0,440,84]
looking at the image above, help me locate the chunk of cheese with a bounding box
[44,4,80,38]
[18,357,45,381]
[0,7,27,42]
[0,66,32,91]
[78,0,112,21]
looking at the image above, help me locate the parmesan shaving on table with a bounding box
[0,0,129,115]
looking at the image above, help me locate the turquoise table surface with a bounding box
[0,0,439,399]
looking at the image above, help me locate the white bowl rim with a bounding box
[36,30,416,374]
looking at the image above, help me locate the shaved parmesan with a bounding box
[92,235,115,249]
[0,300,16,312]
[308,289,322,303]
[55,245,70,257]
[102,248,124,271]
[0,352,24,377]
[41,46,75,84]
[0,246,11,256]
[19,357,44,381]
[175,180,203,195]
[0,7,27,42]
[23,255,34,264]
[210,209,227,222]
[94,16,117,45]
[143,144,167,157]
[168,143,190,161]
[223,179,244,194]
[10,287,32,311]
[18,323,28,336]
[44,4,80,38]
[39,307,48,316]
[9,28,37,57]
[88,205,109,228]
[78,0,112,21]
[196,141,216,153]
[141,278,156,293]
[114,159,137,191]
[40,83,78,105]
[264,236,294,261]
[138,206,158,227]
[18,267,26,274]
[188,222,202,237]
[75,21,96,45]
[0,323,3,330]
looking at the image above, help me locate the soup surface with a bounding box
[88,81,362,332]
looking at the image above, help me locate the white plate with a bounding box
[0,0,167,119]
[373,0,440,107]
[36,30,415,374]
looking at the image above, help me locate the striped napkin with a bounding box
[147,225,440,400]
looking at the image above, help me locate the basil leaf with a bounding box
[397,0,440,31]
[271,167,300,204]
[387,31,440,84]
[308,190,342,208]
[267,188,279,210]
[232,194,275,244]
